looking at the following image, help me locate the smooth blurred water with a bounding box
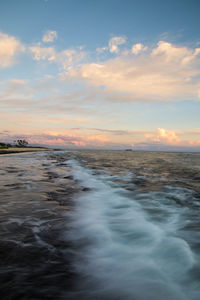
[0,150,200,299]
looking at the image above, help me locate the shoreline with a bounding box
[0,147,54,155]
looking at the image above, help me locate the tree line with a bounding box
[0,140,29,149]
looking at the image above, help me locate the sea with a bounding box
[0,150,200,300]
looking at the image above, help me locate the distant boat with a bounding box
[125,149,133,151]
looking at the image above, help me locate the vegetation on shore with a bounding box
[0,143,11,149]
[0,140,52,155]
[0,140,29,149]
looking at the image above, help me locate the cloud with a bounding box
[0,32,25,67]
[0,79,34,101]
[0,130,112,148]
[108,36,126,53]
[96,46,108,53]
[130,127,200,151]
[151,41,200,64]
[131,43,147,55]
[57,49,86,70]
[96,36,126,54]
[68,40,200,102]
[1,32,200,104]
[144,128,181,145]
[28,35,200,103]
[0,77,106,119]
[29,43,86,70]
[42,30,57,43]
[29,43,56,61]
[1,127,200,151]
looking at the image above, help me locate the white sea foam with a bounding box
[66,159,199,300]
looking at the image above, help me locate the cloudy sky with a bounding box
[0,0,200,150]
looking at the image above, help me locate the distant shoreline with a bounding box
[0,147,53,155]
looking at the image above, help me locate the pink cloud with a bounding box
[0,128,200,151]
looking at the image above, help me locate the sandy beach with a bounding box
[0,147,53,155]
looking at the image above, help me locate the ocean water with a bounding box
[0,150,200,299]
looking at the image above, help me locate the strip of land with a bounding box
[0,147,53,155]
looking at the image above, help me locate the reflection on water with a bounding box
[0,150,200,299]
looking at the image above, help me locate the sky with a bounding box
[0,0,200,151]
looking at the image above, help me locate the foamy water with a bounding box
[65,157,200,300]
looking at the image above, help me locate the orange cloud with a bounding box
[86,135,110,142]
[0,128,200,151]
[144,128,181,145]
[143,128,200,148]
[157,128,181,144]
